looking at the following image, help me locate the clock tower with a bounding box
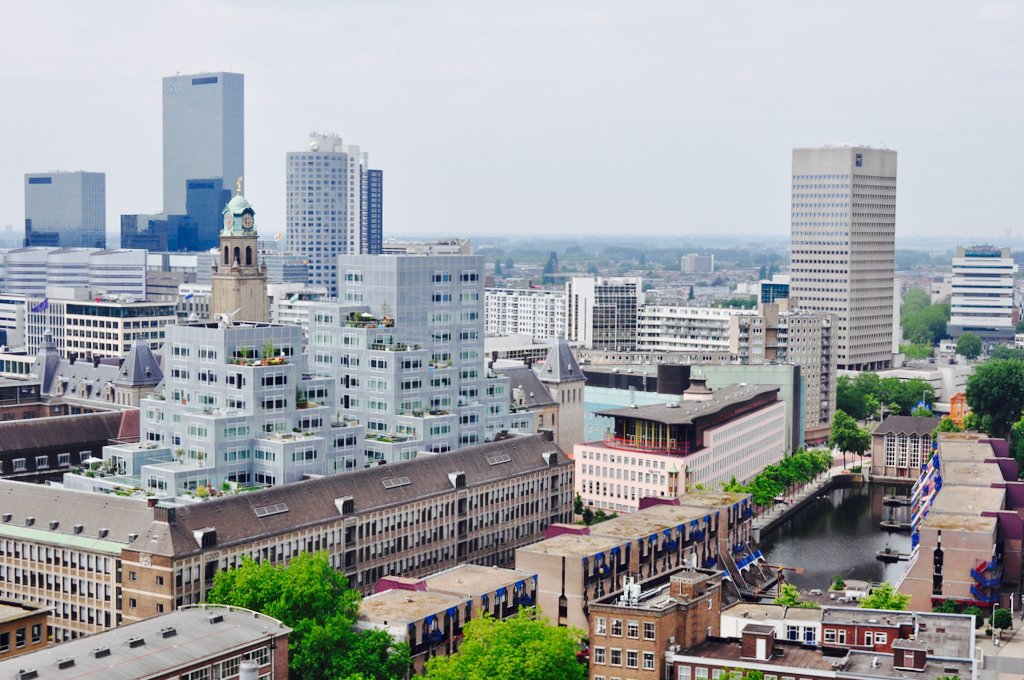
[210,180,268,322]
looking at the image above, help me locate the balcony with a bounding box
[602,434,691,456]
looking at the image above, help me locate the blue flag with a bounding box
[31,299,48,313]
[184,292,195,301]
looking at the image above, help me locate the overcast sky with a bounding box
[1,1,1022,245]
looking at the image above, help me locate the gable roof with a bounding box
[0,411,127,453]
[537,338,585,384]
[497,366,556,407]
[875,415,940,437]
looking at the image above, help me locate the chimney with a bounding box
[682,376,714,402]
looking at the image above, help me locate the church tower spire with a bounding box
[210,183,268,322]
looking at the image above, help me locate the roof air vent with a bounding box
[126,637,145,648]
[91,647,110,658]
[24,517,34,527]
[56,658,75,669]
[49,520,59,531]
[159,626,176,638]
[98,528,109,539]
[73,524,84,535]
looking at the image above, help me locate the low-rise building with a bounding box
[898,433,1023,611]
[0,602,49,660]
[574,381,786,513]
[0,434,572,637]
[0,604,290,679]
[516,491,757,630]
[869,415,940,483]
[359,564,538,673]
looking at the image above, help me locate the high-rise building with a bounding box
[566,276,644,350]
[947,245,1018,341]
[363,168,384,255]
[790,146,897,370]
[485,287,567,341]
[680,253,714,274]
[162,72,244,216]
[24,172,106,248]
[186,178,233,250]
[286,134,382,295]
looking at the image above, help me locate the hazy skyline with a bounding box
[2,1,1023,245]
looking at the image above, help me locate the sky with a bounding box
[1,1,1023,245]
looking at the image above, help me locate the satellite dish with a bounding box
[310,141,319,152]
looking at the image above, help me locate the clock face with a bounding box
[242,213,254,230]
[224,213,234,229]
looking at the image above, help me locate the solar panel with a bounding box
[381,476,411,489]
[254,502,289,518]
[487,453,512,466]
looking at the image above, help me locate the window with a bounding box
[58,453,70,467]
[220,657,241,677]
[864,631,874,646]
[678,668,691,680]
[787,625,800,641]
[595,617,606,635]
[712,671,722,680]
[837,630,847,644]
[609,648,622,666]
[626,650,638,669]
[626,621,639,638]
[244,648,270,666]
[875,632,886,645]
[643,621,655,640]
[13,459,25,472]
[643,652,655,670]
[0,632,8,652]
[593,647,606,664]
[31,624,40,644]
[15,627,24,648]
[129,571,137,581]
[35,456,48,469]
[695,668,708,680]
[610,619,622,636]
[181,670,210,680]
[129,598,137,608]
[824,628,837,643]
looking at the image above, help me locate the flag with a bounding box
[274,232,283,241]
[184,292,195,301]
[31,299,48,313]
[289,293,299,303]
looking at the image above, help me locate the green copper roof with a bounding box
[0,523,126,554]
[225,193,252,216]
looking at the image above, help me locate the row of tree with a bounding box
[837,372,937,421]
[722,449,832,507]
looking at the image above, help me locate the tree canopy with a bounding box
[837,373,936,420]
[773,583,819,609]
[423,608,586,680]
[965,358,1024,438]
[900,289,950,345]
[955,333,982,360]
[859,583,910,611]
[206,552,410,680]
[829,410,871,464]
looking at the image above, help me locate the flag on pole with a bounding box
[289,293,299,304]
[184,292,195,301]
[31,299,48,313]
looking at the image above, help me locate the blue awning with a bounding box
[496,587,507,597]
[596,551,605,562]
[447,607,456,617]
[690,520,699,527]
[425,614,436,626]
[663,529,672,537]
[649,533,657,542]
[611,546,620,556]
[515,580,525,590]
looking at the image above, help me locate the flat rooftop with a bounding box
[843,651,973,680]
[597,384,778,425]
[940,461,1006,487]
[517,532,626,559]
[586,504,708,539]
[821,608,914,627]
[935,438,997,463]
[921,511,997,534]
[359,589,467,626]
[0,605,289,679]
[928,485,1004,516]
[672,639,835,671]
[680,490,750,509]
[0,602,46,625]
[423,564,535,596]
[725,602,821,623]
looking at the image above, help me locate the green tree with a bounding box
[837,376,870,421]
[830,410,871,469]
[966,359,1024,438]
[992,607,1013,630]
[206,552,410,680]
[900,343,933,361]
[955,333,983,360]
[573,493,584,516]
[1011,416,1024,478]
[933,598,960,613]
[773,583,818,608]
[962,605,984,628]
[911,405,933,418]
[423,608,586,680]
[859,583,910,611]
[933,417,962,437]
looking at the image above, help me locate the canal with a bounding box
[759,482,912,591]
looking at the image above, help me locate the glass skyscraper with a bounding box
[162,72,243,216]
[24,171,106,248]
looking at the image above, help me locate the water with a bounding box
[758,482,911,591]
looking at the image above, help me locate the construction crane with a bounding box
[753,564,807,598]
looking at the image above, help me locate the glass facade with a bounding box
[24,172,106,248]
[162,72,243,216]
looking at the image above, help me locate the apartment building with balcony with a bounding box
[636,305,750,354]
[898,433,1023,611]
[63,319,360,497]
[947,245,1018,341]
[0,435,573,637]
[484,287,567,341]
[573,381,786,513]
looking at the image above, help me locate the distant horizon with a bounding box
[3,2,1023,242]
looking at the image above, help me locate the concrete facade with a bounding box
[790,146,897,371]
[484,287,567,341]
[567,276,644,351]
[947,245,1018,341]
